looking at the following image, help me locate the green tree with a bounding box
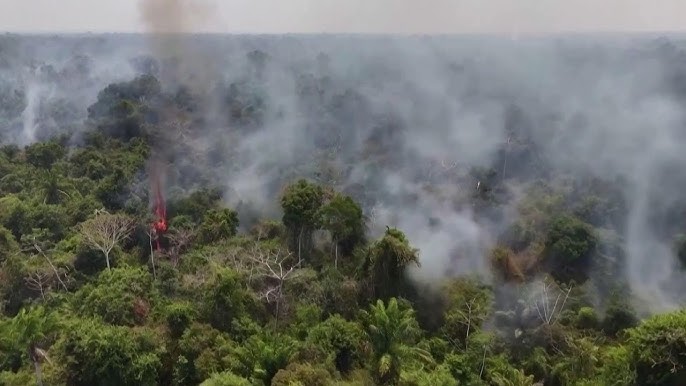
[202,268,256,333]
[24,141,66,170]
[173,323,235,386]
[318,193,366,267]
[0,225,18,264]
[72,267,157,326]
[168,188,223,225]
[271,363,333,386]
[165,302,198,339]
[550,336,600,385]
[306,314,365,374]
[57,318,163,386]
[591,345,636,386]
[399,364,459,386]
[441,277,493,349]
[199,372,251,386]
[199,208,239,244]
[228,331,297,384]
[280,179,324,259]
[35,169,76,205]
[360,298,433,385]
[0,195,30,241]
[627,309,686,385]
[0,306,58,386]
[489,366,535,386]
[544,214,597,283]
[601,287,639,336]
[87,74,162,142]
[364,227,420,300]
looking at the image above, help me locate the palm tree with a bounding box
[360,298,433,384]
[37,169,78,205]
[364,227,420,300]
[0,306,58,386]
[490,367,536,386]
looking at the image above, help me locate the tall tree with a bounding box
[199,208,239,244]
[318,193,365,268]
[364,227,420,300]
[360,298,432,384]
[77,210,135,270]
[280,179,324,260]
[0,306,58,386]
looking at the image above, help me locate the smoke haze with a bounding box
[2,32,686,314]
[3,0,686,34]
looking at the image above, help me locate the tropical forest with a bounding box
[2,31,686,386]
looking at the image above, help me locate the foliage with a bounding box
[281,179,324,257]
[199,208,239,244]
[360,298,433,384]
[398,364,457,386]
[71,267,157,326]
[271,363,334,386]
[365,227,420,300]
[627,310,686,385]
[201,268,257,333]
[228,331,298,384]
[0,54,683,386]
[55,318,163,386]
[199,371,251,386]
[318,193,366,257]
[173,323,234,386]
[305,314,365,374]
[544,214,598,283]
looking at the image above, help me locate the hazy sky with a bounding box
[2,0,686,35]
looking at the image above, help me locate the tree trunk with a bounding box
[104,251,111,270]
[33,359,43,386]
[149,233,156,279]
[275,283,283,327]
[29,345,43,386]
[297,228,303,262]
[35,242,67,291]
[335,242,339,269]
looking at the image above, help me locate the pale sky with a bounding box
[1,0,686,35]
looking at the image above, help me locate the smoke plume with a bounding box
[138,0,219,93]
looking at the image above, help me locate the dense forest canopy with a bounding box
[2,33,686,385]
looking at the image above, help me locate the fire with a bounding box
[149,158,167,250]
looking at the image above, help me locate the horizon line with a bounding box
[3,29,686,38]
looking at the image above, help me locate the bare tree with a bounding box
[145,228,157,280]
[532,279,572,326]
[21,236,70,293]
[78,210,135,270]
[247,246,302,325]
[166,226,195,267]
[216,247,257,286]
[443,296,486,350]
[32,240,68,292]
[24,270,52,300]
[461,298,477,349]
